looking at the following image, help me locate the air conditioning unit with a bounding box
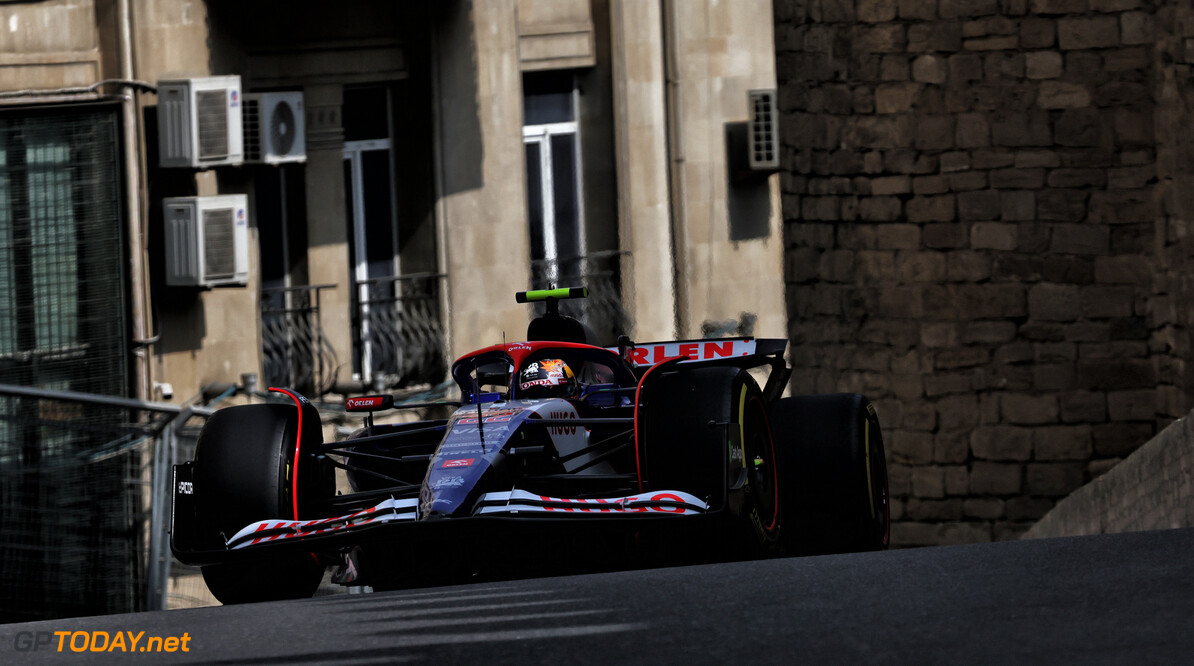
[163,195,250,287]
[157,76,244,168]
[243,92,306,164]
[747,88,779,172]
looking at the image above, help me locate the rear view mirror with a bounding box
[344,395,394,412]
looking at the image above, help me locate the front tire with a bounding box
[639,367,780,554]
[193,403,331,604]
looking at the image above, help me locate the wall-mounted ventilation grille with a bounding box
[243,97,262,162]
[196,90,230,161]
[202,208,236,278]
[747,89,778,171]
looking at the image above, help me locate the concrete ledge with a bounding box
[1025,411,1194,539]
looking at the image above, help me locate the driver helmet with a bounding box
[518,359,578,399]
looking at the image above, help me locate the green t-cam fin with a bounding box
[516,287,588,303]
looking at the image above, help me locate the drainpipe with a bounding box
[430,20,453,366]
[660,0,686,339]
[118,0,152,401]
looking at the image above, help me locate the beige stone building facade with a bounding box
[0,0,786,407]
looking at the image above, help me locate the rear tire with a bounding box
[770,393,889,555]
[194,403,330,604]
[639,367,780,554]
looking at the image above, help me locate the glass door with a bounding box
[343,138,398,384]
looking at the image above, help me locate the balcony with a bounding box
[354,273,448,390]
[260,284,337,396]
[531,250,632,345]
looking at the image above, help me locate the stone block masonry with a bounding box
[774,0,1194,547]
[1025,409,1194,538]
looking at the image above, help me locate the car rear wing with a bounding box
[606,337,785,368]
[607,337,791,401]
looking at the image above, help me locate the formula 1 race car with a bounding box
[171,288,888,604]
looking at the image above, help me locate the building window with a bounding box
[257,163,336,396]
[342,85,446,390]
[521,71,631,344]
[523,71,584,289]
[0,107,128,398]
[343,86,399,385]
[257,164,307,293]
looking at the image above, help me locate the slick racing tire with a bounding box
[769,393,889,555]
[639,367,780,554]
[194,403,331,604]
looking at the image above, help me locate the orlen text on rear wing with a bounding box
[607,337,790,401]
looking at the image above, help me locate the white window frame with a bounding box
[522,106,585,286]
[343,137,399,383]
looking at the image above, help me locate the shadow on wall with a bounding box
[143,109,207,355]
[204,0,486,200]
[724,121,771,242]
[432,0,484,198]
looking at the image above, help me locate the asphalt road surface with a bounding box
[3,527,1192,664]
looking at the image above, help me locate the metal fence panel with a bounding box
[0,385,207,622]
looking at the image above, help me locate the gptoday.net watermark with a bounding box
[13,630,191,653]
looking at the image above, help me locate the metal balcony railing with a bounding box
[261,284,338,396]
[355,273,448,389]
[531,250,632,345]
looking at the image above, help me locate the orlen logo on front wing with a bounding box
[441,458,475,469]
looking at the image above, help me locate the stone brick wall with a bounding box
[773,0,1178,546]
[1153,3,1194,423]
[1024,408,1194,538]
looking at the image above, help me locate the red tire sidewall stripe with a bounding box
[269,388,303,520]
